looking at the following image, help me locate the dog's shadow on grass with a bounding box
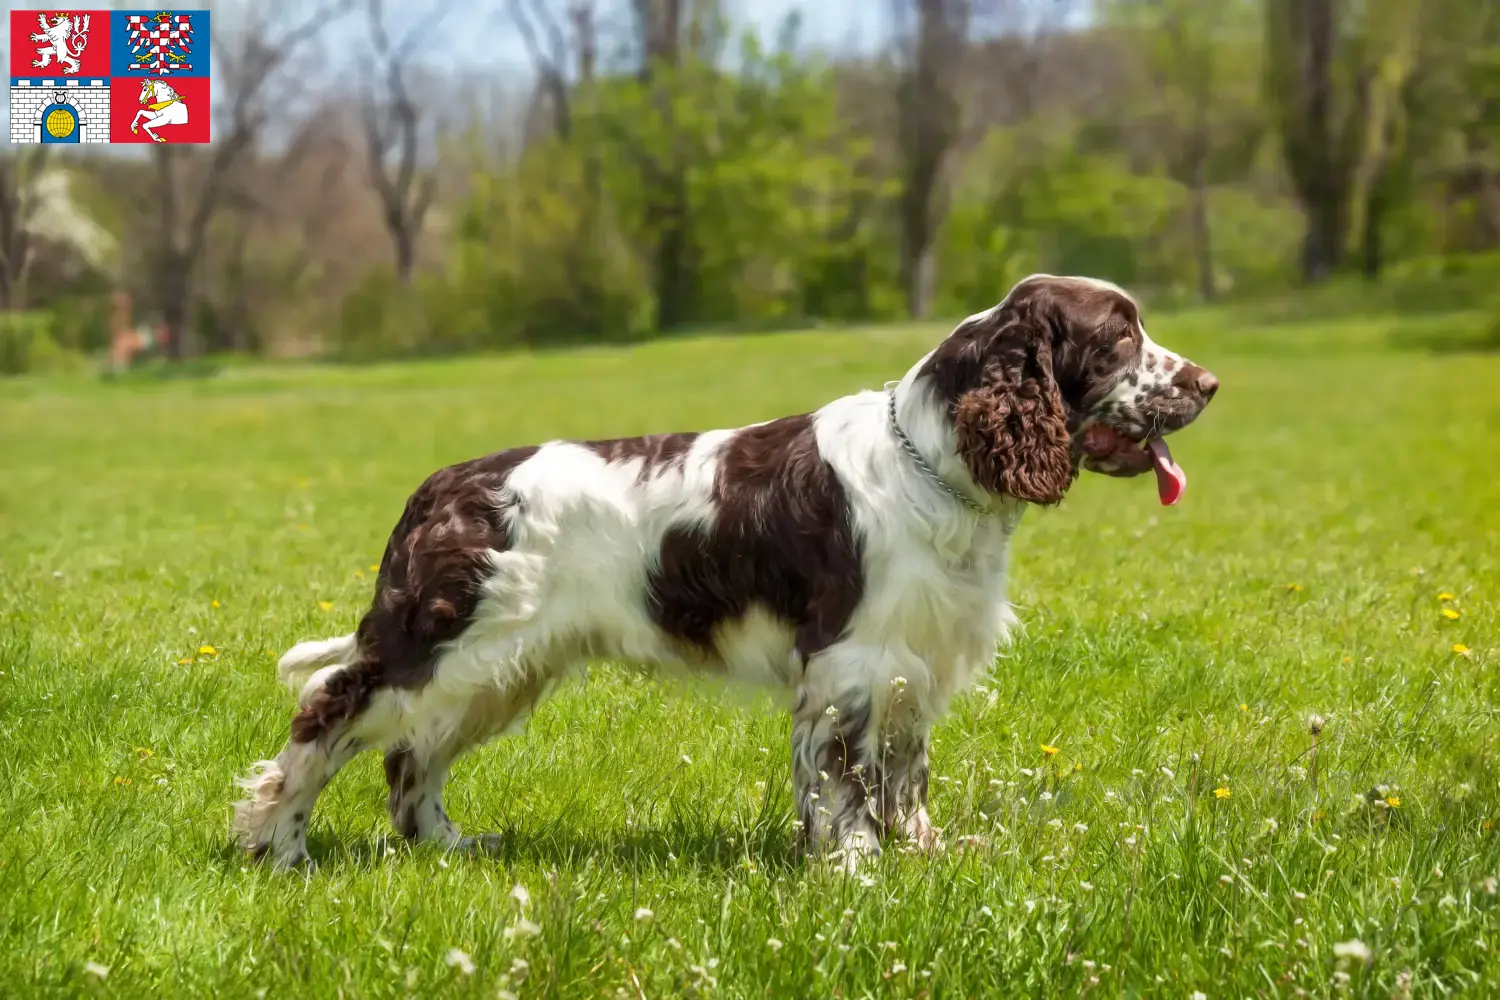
[221,820,806,876]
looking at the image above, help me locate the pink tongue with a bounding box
[1147,438,1186,506]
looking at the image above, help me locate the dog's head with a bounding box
[919,274,1218,506]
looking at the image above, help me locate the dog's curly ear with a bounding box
[952,325,1074,505]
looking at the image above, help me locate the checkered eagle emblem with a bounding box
[124,10,193,73]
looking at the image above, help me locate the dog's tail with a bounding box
[277,633,357,693]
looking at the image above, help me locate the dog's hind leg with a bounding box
[233,661,401,869]
[384,665,553,852]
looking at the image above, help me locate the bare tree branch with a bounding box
[361,0,447,282]
[510,0,577,139]
[147,0,355,358]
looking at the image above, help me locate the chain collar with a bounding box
[884,381,992,516]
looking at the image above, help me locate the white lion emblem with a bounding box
[30,12,91,76]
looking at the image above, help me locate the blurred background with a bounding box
[1,0,1498,375]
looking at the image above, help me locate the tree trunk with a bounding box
[1267,0,1357,285]
[899,231,935,320]
[1301,197,1345,282]
[893,0,966,319]
[635,0,692,332]
[393,219,415,284]
[652,180,691,330]
[160,261,191,361]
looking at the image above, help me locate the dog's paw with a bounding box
[453,833,504,857]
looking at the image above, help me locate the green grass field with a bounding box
[2,301,1498,998]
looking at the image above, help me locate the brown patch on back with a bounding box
[647,415,863,664]
[290,446,540,744]
[583,432,699,481]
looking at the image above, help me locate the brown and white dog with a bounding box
[234,275,1218,870]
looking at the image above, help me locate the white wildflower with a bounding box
[766,938,783,952]
[504,919,541,940]
[83,963,109,980]
[510,884,531,908]
[443,948,476,975]
[634,907,654,922]
[1333,939,1371,963]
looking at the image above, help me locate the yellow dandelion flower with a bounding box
[1342,656,1352,664]
[1313,809,1326,823]
[354,570,365,580]
[198,645,216,656]
[369,564,380,572]
[1385,795,1400,808]
[1453,644,1471,656]
[1239,703,1248,713]
[1438,592,1456,601]
[1041,744,1059,757]
[211,600,221,608]
[1285,583,1302,592]
[113,776,132,786]
[1484,819,1495,833]
[1214,787,1231,800]
[176,657,192,665]
[318,601,333,611]
[1441,608,1461,620]
[135,747,153,758]
[1072,762,1083,773]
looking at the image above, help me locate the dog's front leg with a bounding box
[790,686,882,871]
[877,723,942,852]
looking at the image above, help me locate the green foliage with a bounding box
[406,33,890,360]
[0,311,87,376]
[430,143,654,352]
[331,266,435,362]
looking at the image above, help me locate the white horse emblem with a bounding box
[131,79,189,143]
[30,12,91,75]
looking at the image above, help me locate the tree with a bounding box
[1343,0,1422,278]
[891,0,971,319]
[360,0,445,284]
[147,0,352,359]
[0,147,51,310]
[1264,0,1423,282]
[1107,0,1261,300]
[1265,0,1353,282]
